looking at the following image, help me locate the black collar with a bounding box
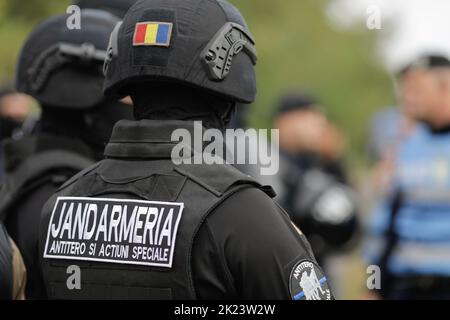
[105,120,198,160]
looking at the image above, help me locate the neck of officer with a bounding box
[130,84,235,132]
[39,107,86,136]
[36,106,96,159]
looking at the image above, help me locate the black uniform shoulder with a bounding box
[207,187,308,258]
[0,150,94,221]
[175,163,275,198]
[192,187,323,299]
[56,161,103,192]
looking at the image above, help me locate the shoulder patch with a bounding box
[43,197,184,268]
[289,260,332,300]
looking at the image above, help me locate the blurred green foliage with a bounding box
[0,0,70,81]
[235,0,395,165]
[0,0,394,164]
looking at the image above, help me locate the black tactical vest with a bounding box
[0,133,94,222]
[39,120,274,300]
[0,150,94,221]
[40,159,272,300]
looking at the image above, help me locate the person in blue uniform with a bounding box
[366,54,450,300]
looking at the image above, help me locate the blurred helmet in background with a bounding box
[16,9,120,109]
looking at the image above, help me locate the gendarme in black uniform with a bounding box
[0,10,133,299]
[39,0,333,300]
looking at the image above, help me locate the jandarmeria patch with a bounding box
[289,260,332,300]
[43,197,184,268]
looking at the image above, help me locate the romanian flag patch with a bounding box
[133,22,173,47]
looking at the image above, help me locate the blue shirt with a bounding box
[367,124,450,276]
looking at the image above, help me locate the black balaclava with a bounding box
[38,99,133,160]
[130,83,236,132]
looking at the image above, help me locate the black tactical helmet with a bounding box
[103,0,257,104]
[16,10,120,109]
[74,0,138,18]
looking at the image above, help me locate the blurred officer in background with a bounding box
[0,222,26,300]
[39,0,333,300]
[368,107,408,164]
[0,10,133,299]
[273,94,358,265]
[367,106,416,195]
[366,54,450,299]
[0,86,34,183]
[232,94,359,267]
[274,94,347,181]
[74,0,138,19]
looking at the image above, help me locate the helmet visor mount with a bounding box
[201,22,257,82]
[28,42,107,94]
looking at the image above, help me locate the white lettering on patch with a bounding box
[43,197,184,268]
